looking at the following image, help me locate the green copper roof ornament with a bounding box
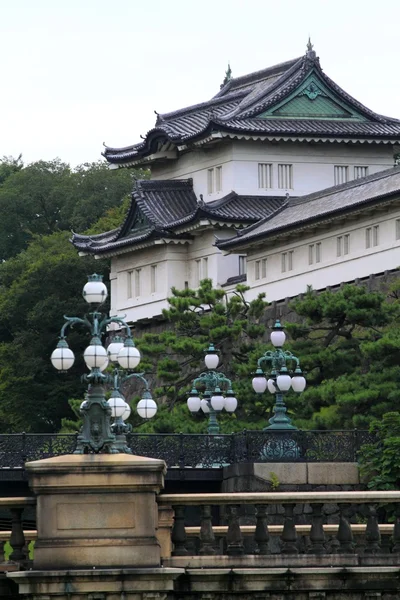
[306,37,316,60]
[221,62,232,89]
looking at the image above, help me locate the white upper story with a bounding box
[151,139,394,201]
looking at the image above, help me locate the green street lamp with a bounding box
[50,274,157,454]
[187,343,238,434]
[252,320,306,431]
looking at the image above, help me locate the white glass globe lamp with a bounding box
[267,378,277,394]
[121,402,131,421]
[82,274,108,305]
[107,392,126,418]
[200,398,210,413]
[187,389,201,412]
[51,339,75,371]
[107,336,125,363]
[252,368,267,393]
[276,368,292,391]
[224,392,238,413]
[118,337,141,370]
[292,367,306,393]
[204,343,219,370]
[137,393,157,419]
[270,320,286,348]
[210,387,225,411]
[83,336,108,369]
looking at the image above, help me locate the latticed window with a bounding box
[151,265,157,293]
[255,260,260,280]
[202,257,208,278]
[261,258,267,278]
[207,169,214,194]
[278,164,293,189]
[258,163,273,189]
[354,166,368,179]
[396,219,400,240]
[316,242,322,263]
[135,269,141,297]
[239,255,247,275]
[334,166,348,185]
[207,166,222,193]
[281,251,293,272]
[127,271,133,298]
[215,166,222,192]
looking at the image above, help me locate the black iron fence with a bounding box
[0,430,374,469]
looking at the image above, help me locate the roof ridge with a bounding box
[159,90,246,121]
[214,57,302,98]
[291,164,400,207]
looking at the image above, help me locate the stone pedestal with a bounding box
[25,453,166,569]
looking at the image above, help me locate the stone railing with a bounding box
[0,498,36,565]
[158,491,400,566]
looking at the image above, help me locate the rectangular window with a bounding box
[344,234,350,255]
[261,258,267,278]
[258,163,273,189]
[207,168,214,194]
[308,244,314,265]
[151,265,157,293]
[215,166,222,192]
[255,260,260,280]
[239,255,247,276]
[135,269,141,297]
[396,219,400,240]
[337,236,342,257]
[127,271,133,298]
[282,251,293,272]
[278,164,293,189]
[366,227,371,249]
[202,257,208,278]
[334,165,349,186]
[195,259,201,285]
[316,242,322,263]
[207,166,222,193]
[288,250,293,271]
[281,252,287,273]
[354,166,368,179]
[373,225,379,247]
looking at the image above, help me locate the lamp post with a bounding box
[252,320,306,431]
[50,274,157,454]
[187,343,238,434]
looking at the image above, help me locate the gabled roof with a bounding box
[217,165,400,251]
[103,47,400,166]
[71,179,285,256]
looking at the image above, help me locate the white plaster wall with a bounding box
[245,204,400,303]
[151,139,394,200]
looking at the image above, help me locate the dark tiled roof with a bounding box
[71,179,285,255]
[103,51,400,165]
[217,165,400,250]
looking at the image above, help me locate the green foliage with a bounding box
[136,279,270,432]
[0,157,146,432]
[359,412,400,490]
[0,158,143,260]
[269,471,280,490]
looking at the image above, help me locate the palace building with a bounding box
[73,42,400,323]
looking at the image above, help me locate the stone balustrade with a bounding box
[0,498,36,565]
[158,491,400,566]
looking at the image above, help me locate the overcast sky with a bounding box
[1,0,399,168]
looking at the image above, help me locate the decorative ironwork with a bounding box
[0,430,375,470]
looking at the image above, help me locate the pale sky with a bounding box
[1,0,399,167]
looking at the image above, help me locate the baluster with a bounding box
[337,504,354,554]
[365,504,381,554]
[254,504,269,555]
[308,503,325,554]
[281,504,298,554]
[171,505,188,556]
[199,505,216,555]
[9,508,26,562]
[392,506,400,553]
[226,505,244,556]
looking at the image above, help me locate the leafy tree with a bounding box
[285,285,394,429]
[358,412,400,490]
[0,159,144,260]
[134,279,276,433]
